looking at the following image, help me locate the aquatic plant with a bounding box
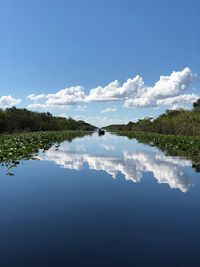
[0,131,92,175]
[112,131,200,172]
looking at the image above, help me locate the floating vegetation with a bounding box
[112,131,200,172]
[0,131,92,175]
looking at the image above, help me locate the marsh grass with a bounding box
[113,131,200,172]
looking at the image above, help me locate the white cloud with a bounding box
[27,93,46,101]
[46,86,86,106]
[27,86,86,109]
[125,67,196,107]
[27,103,48,109]
[76,115,130,127]
[157,93,198,106]
[171,105,188,110]
[86,80,121,102]
[100,107,116,113]
[86,75,145,102]
[26,67,198,109]
[0,95,21,108]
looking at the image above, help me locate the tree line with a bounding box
[105,99,200,136]
[0,107,95,133]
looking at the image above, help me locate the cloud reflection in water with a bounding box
[39,137,193,193]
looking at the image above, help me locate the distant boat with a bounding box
[98,128,105,136]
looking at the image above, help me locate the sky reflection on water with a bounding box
[39,132,194,193]
[1,132,200,267]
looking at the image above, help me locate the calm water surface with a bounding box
[0,132,200,267]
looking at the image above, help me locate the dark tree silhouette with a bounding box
[193,98,200,110]
[0,107,95,133]
[105,99,200,136]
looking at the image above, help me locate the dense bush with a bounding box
[105,99,200,136]
[0,107,95,133]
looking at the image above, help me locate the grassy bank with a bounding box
[111,131,200,172]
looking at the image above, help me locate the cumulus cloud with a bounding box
[157,93,199,106]
[27,86,86,109]
[100,107,116,113]
[125,67,196,107]
[86,80,121,102]
[86,75,145,102]
[0,95,21,108]
[46,86,86,106]
[27,67,197,109]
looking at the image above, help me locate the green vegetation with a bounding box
[112,131,200,172]
[105,99,200,172]
[0,107,95,133]
[0,131,92,176]
[105,98,200,136]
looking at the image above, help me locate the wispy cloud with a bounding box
[27,94,46,101]
[100,108,116,113]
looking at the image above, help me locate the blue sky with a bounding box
[0,0,199,126]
